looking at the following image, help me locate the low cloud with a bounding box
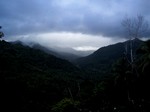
[7,32,125,51]
[0,0,150,50]
[73,46,99,51]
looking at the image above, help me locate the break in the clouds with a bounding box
[0,0,150,51]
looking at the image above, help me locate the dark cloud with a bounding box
[0,0,150,48]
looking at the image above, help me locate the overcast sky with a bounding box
[0,0,150,51]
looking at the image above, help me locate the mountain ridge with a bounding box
[75,38,144,76]
[10,41,95,62]
[1,39,150,112]
[0,40,80,73]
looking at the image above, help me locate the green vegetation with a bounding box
[51,98,80,112]
[1,39,150,112]
[76,39,143,78]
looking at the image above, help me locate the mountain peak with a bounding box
[75,39,144,75]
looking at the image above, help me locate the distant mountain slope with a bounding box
[31,43,81,62]
[0,40,79,74]
[11,41,95,62]
[31,43,95,62]
[0,40,83,111]
[75,38,144,75]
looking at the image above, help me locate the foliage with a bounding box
[76,38,143,79]
[1,39,150,112]
[0,40,82,112]
[51,98,80,112]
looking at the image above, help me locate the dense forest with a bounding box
[1,38,150,112]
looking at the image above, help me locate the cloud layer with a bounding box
[0,0,150,50]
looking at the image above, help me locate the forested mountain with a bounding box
[0,40,82,112]
[1,40,79,73]
[31,43,81,62]
[1,39,150,112]
[75,38,144,76]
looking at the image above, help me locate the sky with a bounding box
[0,0,150,51]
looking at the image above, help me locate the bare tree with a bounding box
[122,15,148,65]
[122,15,149,105]
[0,26,4,39]
[122,15,148,39]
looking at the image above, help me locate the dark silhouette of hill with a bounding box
[1,39,150,112]
[31,43,81,62]
[75,38,144,76]
[0,40,79,73]
[10,41,95,62]
[0,40,82,112]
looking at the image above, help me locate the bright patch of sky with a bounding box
[0,0,149,51]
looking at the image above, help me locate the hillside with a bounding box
[0,40,79,73]
[0,40,82,112]
[75,38,144,76]
[31,43,81,62]
[1,39,150,112]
